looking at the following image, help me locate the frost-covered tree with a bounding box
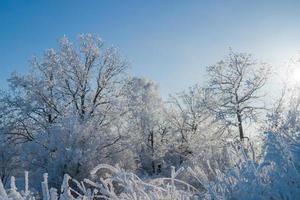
[121,77,168,174]
[166,85,231,174]
[207,50,270,140]
[0,34,129,186]
[0,138,20,186]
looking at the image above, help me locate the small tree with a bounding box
[207,50,270,141]
[122,77,168,174]
[167,85,228,170]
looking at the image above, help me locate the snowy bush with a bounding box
[0,165,201,200]
[190,132,300,200]
[1,134,300,200]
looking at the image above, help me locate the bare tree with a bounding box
[206,50,270,141]
[167,85,226,165]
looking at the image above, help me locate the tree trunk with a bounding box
[235,94,244,141]
[150,131,155,174]
[237,110,244,141]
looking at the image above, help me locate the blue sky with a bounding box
[1,0,300,97]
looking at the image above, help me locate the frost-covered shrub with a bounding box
[0,164,201,200]
[0,136,21,186]
[1,136,300,200]
[199,132,300,200]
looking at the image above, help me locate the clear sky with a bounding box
[1,0,300,97]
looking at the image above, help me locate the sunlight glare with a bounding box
[293,68,300,83]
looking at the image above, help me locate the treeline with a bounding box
[0,33,298,193]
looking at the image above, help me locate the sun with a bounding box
[292,68,300,83]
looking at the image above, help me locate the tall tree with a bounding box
[122,77,168,174]
[0,34,129,185]
[206,50,270,141]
